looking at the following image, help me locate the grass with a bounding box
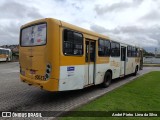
[143,64,160,67]
[60,71,160,120]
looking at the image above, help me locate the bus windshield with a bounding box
[21,23,47,46]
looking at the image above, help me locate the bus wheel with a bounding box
[6,58,8,62]
[133,66,138,76]
[102,72,112,88]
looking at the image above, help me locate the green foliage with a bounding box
[61,71,160,120]
[143,49,155,57]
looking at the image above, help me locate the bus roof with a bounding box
[21,18,109,40]
[0,48,11,51]
[60,20,110,40]
[59,19,141,48]
[21,18,141,48]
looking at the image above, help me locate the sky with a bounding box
[0,0,160,52]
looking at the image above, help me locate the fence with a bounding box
[143,57,160,64]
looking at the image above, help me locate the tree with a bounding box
[143,49,155,57]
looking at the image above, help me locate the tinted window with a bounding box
[127,46,132,57]
[111,42,120,57]
[63,29,83,55]
[132,47,136,57]
[0,50,9,55]
[121,47,126,61]
[98,39,110,56]
[127,46,139,57]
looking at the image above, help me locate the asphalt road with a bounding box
[0,62,160,119]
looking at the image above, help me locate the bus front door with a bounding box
[120,46,126,77]
[85,40,96,86]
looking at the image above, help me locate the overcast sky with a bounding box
[0,0,160,51]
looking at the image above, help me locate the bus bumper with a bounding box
[20,75,59,92]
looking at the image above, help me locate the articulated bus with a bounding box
[0,48,12,62]
[19,18,143,92]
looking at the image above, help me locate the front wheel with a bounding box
[6,58,9,62]
[102,72,112,88]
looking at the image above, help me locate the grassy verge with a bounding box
[143,64,160,67]
[60,71,160,120]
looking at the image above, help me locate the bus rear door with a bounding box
[85,40,96,86]
[120,46,126,77]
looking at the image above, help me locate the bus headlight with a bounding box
[45,63,51,80]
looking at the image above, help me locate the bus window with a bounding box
[63,29,83,55]
[132,47,136,57]
[98,39,110,56]
[127,46,132,57]
[111,42,120,57]
[121,47,126,61]
[21,23,47,46]
[90,42,95,62]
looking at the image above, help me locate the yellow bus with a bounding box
[0,48,12,62]
[19,18,143,92]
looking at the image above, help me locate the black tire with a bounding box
[6,58,8,62]
[133,66,138,76]
[102,72,112,88]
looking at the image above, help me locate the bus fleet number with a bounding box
[35,75,45,80]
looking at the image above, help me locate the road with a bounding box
[0,62,160,119]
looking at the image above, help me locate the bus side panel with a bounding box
[59,65,84,91]
[109,57,121,79]
[0,54,7,61]
[135,57,140,69]
[58,27,85,91]
[126,57,135,75]
[0,58,7,61]
[94,64,110,85]
[95,57,110,85]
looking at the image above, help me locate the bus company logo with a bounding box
[67,66,75,71]
[1,112,42,118]
[2,112,11,117]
